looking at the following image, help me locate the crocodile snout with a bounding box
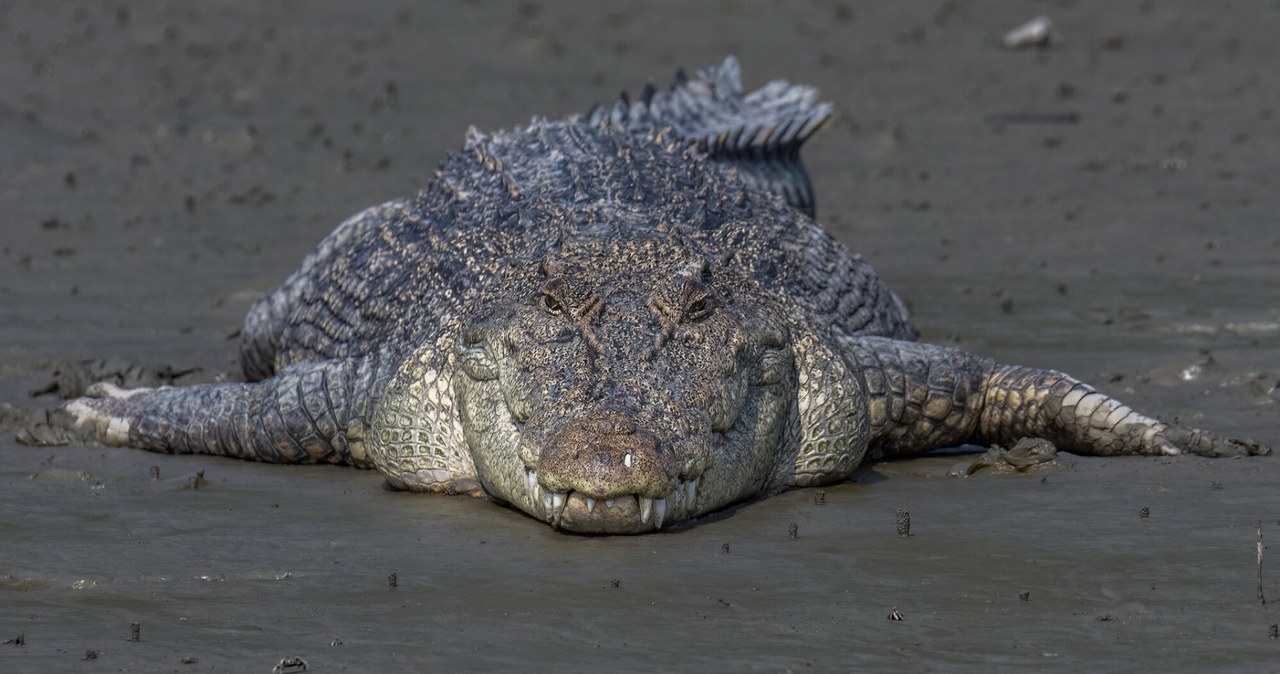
[518,411,704,532]
[536,411,675,500]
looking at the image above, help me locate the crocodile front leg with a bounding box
[21,355,396,467]
[844,336,1270,459]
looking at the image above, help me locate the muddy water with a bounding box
[2,2,1278,672]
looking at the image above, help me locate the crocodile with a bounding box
[24,58,1268,534]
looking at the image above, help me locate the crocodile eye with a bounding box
[683,297,712,322]
[541,293,564,315]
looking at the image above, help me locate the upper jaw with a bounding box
[522,467,701,533]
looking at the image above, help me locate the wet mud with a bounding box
[2,2,1278,672]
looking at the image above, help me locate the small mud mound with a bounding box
[28,358,207,400]
[0,402,35,433]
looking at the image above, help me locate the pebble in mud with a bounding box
[1019,591,1031,602]
[4,633,24,646]
[788,522,799,539]
[887,608,904,621]
[1270,624,1278,640]
[387,572,397,589]
[720,542,730,554]
[128,622,140,641]
[1139,506,1150,520]
[813,489,825,505]
[896,508,911,537]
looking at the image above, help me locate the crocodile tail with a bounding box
[579,56,833,218]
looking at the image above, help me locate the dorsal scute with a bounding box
[579,57,830,158]
[575,57,831,216]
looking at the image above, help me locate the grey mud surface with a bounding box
[2,2,1278,672]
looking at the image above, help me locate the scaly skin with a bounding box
[21,58,1269,534]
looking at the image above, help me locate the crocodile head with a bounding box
[455,239,796,533]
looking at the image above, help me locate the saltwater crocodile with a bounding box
[25,58,1268,534]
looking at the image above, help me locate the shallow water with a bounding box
[2,2,1278,672]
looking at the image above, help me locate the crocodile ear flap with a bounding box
[457,343,500,382]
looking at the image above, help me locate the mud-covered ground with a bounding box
[2,2,1277,672]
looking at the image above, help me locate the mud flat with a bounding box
[1,2,1277,671]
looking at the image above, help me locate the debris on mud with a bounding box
[949,438,1070,477]
[1002,16,1055,49]
[179,470,207,490]
[1258,522,1266,606]
[272,657,309,673]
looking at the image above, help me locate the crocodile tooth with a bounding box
[605,499,615,508]
[542,492,553,519]
[584,497,596,513]
[653,498,667,529]
[526,470,538,498]
[685,478,697,506]
[640,497,653,523]
[551,491,566,513]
